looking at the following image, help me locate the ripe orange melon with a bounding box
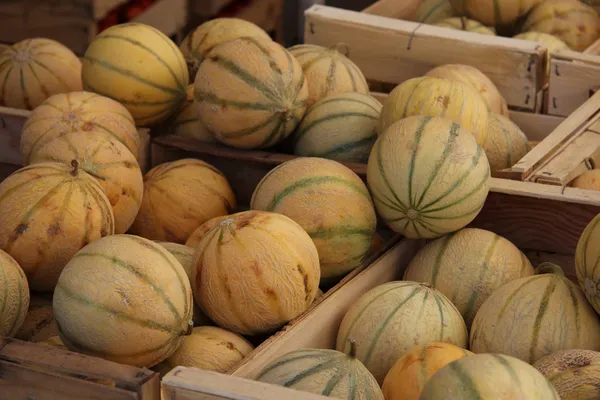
[185,215,229,249]
[452,0,544,26]
[0,249,29,337]
[15,294,58,342]
[571,169,600,191]
[433,17,497,35]
[483,113,531,174]
[170,85,216,143]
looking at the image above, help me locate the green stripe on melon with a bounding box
[0,249,29,337]
[576,212,600,315]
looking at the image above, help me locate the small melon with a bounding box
[571,169,600,191]
[483,113,531,174]
[433,17,496,35]
[16,294,58,342]
[0,249,29,337]
[170,85,216,143]
[575,212,600,314]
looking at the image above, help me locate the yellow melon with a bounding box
[39,335,67,350]
[0,38,82,110]
[433,17,497,35]
[130,158,236,243]
[185,215,229,249]
[16,294,58,342]
[452,0,544,26]
[251,157,377,279]
[571,169,600,190]
[170,85,216,143]
[192,210,321,335]
[0,249,29,337]
[483,113,531,174]
[0,162,115,292]
[513,31,570,52]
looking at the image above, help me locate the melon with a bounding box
[20,91,139,164]
[170,85,216,143]
[130,158,236,243]
[155,326,254,376]
[571,169,600,190]
[293,92,382,163]
[523,0,600,51]
[288,44,370,109]
[451,0,544,26]
[0,162,115,292]
[255,342,383,399]
[39,335,67,350]
[251,157,377,279]
[16,294,58,342]
[367,116,490,239]
[575,212,600,314]
[82,23,189,126]
[192,210,321,335]
[420,353,560,399]
[470,263,600,364]
[185,215,229,249]
[534,349,600,400]
[416,0,456,23]
[53,234,194,367]
[28,131,143,234]
[433,17,497,35]
[0,249,29,337]
[424,64,508,116]
[0,38,82,110]
[335,281,468,384]
[195,37,308,149]
[483,113,531,174]
[378,76,489,147]
[513,31,570,52]
[382,342,474,400]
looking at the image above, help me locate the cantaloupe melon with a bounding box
[420,353,560,399]
[382,342,474,400]
[288,44,370,109]
[185,215,229,249]
[575,212,600,314]
[53,234,194,367]
[170,85,216,143]
[293,92,382,163]
[0,38,82,110]
[130,158,236,243]
[451,0,544,26]
[0,249,29,337]
[16,294,58,342]
[20,91,139,164]
[483,113,531,174]
[379,76,489,147]
[195,37,308,149]
[82,23,189,126]
[571,169,600,191]
[367,116,490,239]
[0,162,115,292]
[416,0,456,23]
[336,281,468,384]
[155,326,254,376]
[192,210,321,335]
[470,263,600,364]
[513,32,569,52]
[534,349,600,400]
[251,157,377,279]
[433,17,497,35]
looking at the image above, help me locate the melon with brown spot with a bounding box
[483,113,531,174]
[433,17,496,35]
[16,293,58,342]
[576,212,600,313]
[170,85,216,143]
[251,157,377,280]
[450,0,544,26]
[130,158,236,243]
[192,210,321,335]
[571,169,600,191]
[0,249,29,337]
[0,38,82,110]
[0,161,115,292]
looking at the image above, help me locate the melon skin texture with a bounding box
[571,169,600,191]
[470,263,600,364]
[82,23,189,126]
[335,281,468,384]
[0,162,115,292]
[452,0,544,26]
[53,234,194,368]
[379,76,489,147]
[289,44,370,109]
[130,158,236,244]
[20,91,139,165]
[28,131,144,234]
[513,31,569,52]
[420,353,560,400]
[483,113,531,174]
[533,349,600,400]
[0,249,30,337]
[433,17,497,35]
[416,0,456,23]
[185,215,230,249]
[293,92,382,163]
[367,116,490,239]
[404,228,533,328]
[195,37,308,149]
[255,346,384,400]
[192,210,321,336]
[382,342,474,400]
[576,212,600,314]
[16,293,58,342]
[171,85,216,143]
[250,157,377,279]
[0,38,82,110]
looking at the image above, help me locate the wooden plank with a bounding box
[132,0,187,37]
[522,249,577,282]
[508,110,565,142]
[232,0,284,39]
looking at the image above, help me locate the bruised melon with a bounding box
[0,249,29,337]
[433,17,496,35]
[483,113,531,174]
[16,294,58,342]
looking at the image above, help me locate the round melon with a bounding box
[0,162,115,292]
[382,342,474,400]
[195,37,308,149]
[192,210,321,335]
[82,22,189,126]
[155,326,254,376]
[470,263,600,364]
[378,76,489,147]
[483,113,531,174]
[575,212,600,314]
[0,38,82,110]
[523,0,600,51]
[39,335,67,350]
[420,353,560,399]
[451,0,544,26]
[185,215,229,249]
[416,0,456,23]
[513,31,570,52]
[130,158,236,243]
[0,249,29,337]
[293,92,382,163]
[288,44,369,109]
[15,293,58,342]
[170,85,216,143]
[433,17,496,35]
[53,234,194,367]
[367,116,490,239]
[28,131,143,234]
[534,349,600,400]
[424,64,508,116]
[571,169,600,190]
[255,343,383,400]
[335,281,468,384]
[251,157,377,279]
